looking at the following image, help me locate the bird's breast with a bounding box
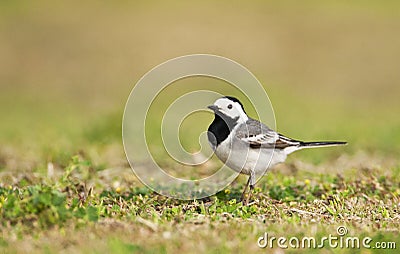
[213,136,286,176]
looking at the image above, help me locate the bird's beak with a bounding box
[207,105,219,112]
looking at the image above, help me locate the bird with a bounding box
[207,96,347,205]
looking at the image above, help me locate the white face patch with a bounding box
[213,98,248,123]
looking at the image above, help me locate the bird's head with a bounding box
[207,96,248,123]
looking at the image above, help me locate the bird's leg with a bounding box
[243,172,256,205]
[245,184,255,206]
[241,176,251,204]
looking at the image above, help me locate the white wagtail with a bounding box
[207,96,347,204]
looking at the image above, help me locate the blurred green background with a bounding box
[1,0,400,174]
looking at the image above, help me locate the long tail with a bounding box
[278,134,347,154]
[299,141,347,148]
[283,140,347,154]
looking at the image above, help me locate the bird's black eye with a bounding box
[227,104,233,109]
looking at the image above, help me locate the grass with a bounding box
[1,154,399,253]
[1,0,400,253]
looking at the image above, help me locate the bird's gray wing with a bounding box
[236,118,301,149]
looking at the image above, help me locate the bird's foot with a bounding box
[242,185,255,206]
